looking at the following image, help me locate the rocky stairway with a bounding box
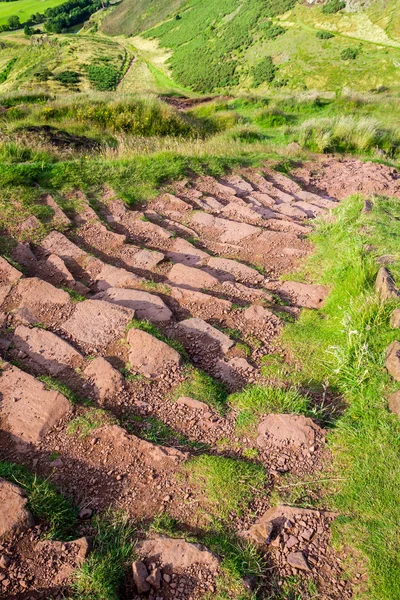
[0,166,342,599]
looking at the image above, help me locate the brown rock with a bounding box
[94,287,172,323]
[0,256,22,286]
[278,281,330,309]
[132,561,150,593]
[168,263,218,291]
[246,505,321,546]
[0,478,34,538]
[13,325,83,376]
[386,341,400,381]
[243,304,279,324]
[0,363,70,443]
[287,551,310,572]
[166,238,209,268]
[0,554,11,569]
[13,277,71,323]
[147,567,162,589]
[257,414,322,450]
[61,300,134,349]
[137,535,220,571]
[388,391,400,417]
[177,318,234,354]
[127,329,182,378]
[84,357,124,402]
[42,194,71,227]
[176,397,208,411]
[206,257,263,284]
[376,267,400,301]
[285,535,299,550]
[390,308,400,329]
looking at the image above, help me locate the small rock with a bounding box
[287,551,310,572]
[376,267,400,301]
[147,567,162,590]
[285,535,298,550]
[163,573,171,583]
[132,560,150,594]
[386,341,400,381]
[79,508,92,520]
[390,309,400,329]
[388,391,400,417]
[0,555,11,569]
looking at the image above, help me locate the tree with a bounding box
[7,15,21,29]
[24,25,34,36]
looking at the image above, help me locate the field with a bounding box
[0,0,66,25]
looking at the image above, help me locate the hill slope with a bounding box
[101,0,400,93]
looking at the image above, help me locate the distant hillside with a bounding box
[101,0,187,36]
[101,0,400,93]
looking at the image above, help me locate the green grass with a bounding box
[268,194,400,599]
[38,375,91,405]
[0,0,66,25]
[72,511,136,600]
[67,408,117,438]
[230,384,311,435]
[0,461,78,539]
[126,318,187,358]
[184,454,266,521]
[172,366,228,413]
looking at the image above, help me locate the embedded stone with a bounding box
[84,357,124,402]
[127,329,182,378]
[0,478,34,539]
[93,288,173,323]
[176,318,234,354]
[386,341,400,381]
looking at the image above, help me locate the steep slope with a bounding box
[100,0,400,93]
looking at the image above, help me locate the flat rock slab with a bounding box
[127,329,182,378]
[243,304,279,324]
[177,318,234,354]
[42,194,71,227]
[176,396,209,411]
[168,263,218,291]
[257,414,322,451]
[166,238,209,268]
[390,308,400,329]
[84,357,124,403]
[61,300,134,350]
[137,535,220,571]
[277,281,330,309]
[94,288,173,323]
[191,212,260,244]
[0,256,22,286]
[0,364,70,443]
[12,278,71,324]
[13,325,83,376]
[96,425,187,466]
[386,341,400,381]
[206,257,263,284]
[287,551,310,572]
[41,231,87,263]
[119,246,165,270]
[87,261,141,292]
[0,478,34,539]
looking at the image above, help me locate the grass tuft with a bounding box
[67,408,117,438]
[0,461,78,540]
[173,366,228,413]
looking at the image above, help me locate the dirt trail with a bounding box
[1,159,398,599]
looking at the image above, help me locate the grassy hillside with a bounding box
[101,0,400,93]
[102,0,187,36]
[0,0,66,26]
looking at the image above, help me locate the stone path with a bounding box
[0,164,359,599]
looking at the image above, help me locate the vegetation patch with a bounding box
[67,408,117,438]
[0,461,78,539]
[172,366,228,413]
[184,454,266,520]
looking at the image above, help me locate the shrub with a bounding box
[341,47,360,60]
[54,70,80,85]
[322,0,345,14]
[87,64,120,91]
[252,56,276,87]
[34,66,53,82]
[316,30,334,39]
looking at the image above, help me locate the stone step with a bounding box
[93,287,173,323]
[10,277,72,326]
[41,194,71,228]
[176,318,234,355]
[205,257,264,285]
[61,299,135,351]
[12,324,84,376]
[0,363,71,444]
[167,263,219,292]
[165,238,209,268]
[266,281,330,309]
[190,212,261,244]
[170,286,232,319]
[127,328,182,378]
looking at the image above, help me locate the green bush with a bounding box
[252,56,276,87]
[87,64,120,91]
[316,30,334,39]
[341,47,360,60]
[54,70,80,85]
[322,0,345,14]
